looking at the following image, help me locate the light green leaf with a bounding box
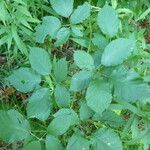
[27,88,52,121]
[47,109,79,136]
[22,141,41,150]
[50,0,74,17]
[55,27,71,47]
[0,109,30,143]
[29,47,52,75]
[93,110,125,128]
[35,16,61,43]
[101,38,135,66]
[97,4,120,37]
[7,68,41,93]
[55,84,71,107]
[80,102,94,121]
[92,33,108,49]
[67,132,90,150]
[71,26,83,37]
[70,2,90,24]
[54,58,68,82]
[74,50,94,70]
[70,70,92,92]
[71,38,89,48]
[46,135,63,150]
[86,80,112,114]
[91,128,123,150]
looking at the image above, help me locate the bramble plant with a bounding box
[0,0,150,150]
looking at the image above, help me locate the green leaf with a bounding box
[101,38,135,66]
[22,141,41,150]
[93,110,125,128]
[71,38,89,48]
[35,16,61,43]
[46,135,63,150]
[0,109,30,143]
[47,109,79,136]
[70,70,92,92]
[71,26,83,37]
[74,50,94,70]
[93,51,102,67]
[55,84,71,107]
[50,0,74,17]
[91,128,123,150]
[27,88,52,121]
[55,27,71,47]
[70,2,90,24]
[97,4,120,37]
[29,47,52,75]
[92,33,108,49]
[114,79,150,102]
[80,102,94,121]
[67,132,90,150]
[7,68,41,93]
[86,80,112,114]
[54,58,68,82]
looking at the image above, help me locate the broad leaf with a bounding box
[101,38,135,66]
[46,135,63,150]
[92,33,108,49]
[29,47,52,75]
[55,27,71,46]
[74,50,94,70]
[70,70,92,92]
[22,141,41,150]
[7,67,41,93]
[93,110,125,128]
[80,102,94,121]
[86,80,112,114]
[50,0,74,17]
[70,2,90,24]
[97,4,120,37]
[0,109,30,143]
[71,26,83,37]
[35,16,61,43]
[91,128,123,150]
[55,84,71,107]
[47,109,79,136]
[27,88,52,121]
[54,58,68,82]
[67,132,90,150]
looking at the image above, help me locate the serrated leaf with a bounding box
[54,58,68,82]
[101,38,135,66]
[55,27,71,47]
[80,102,94,121]
[86,80,112,114]
[29,47,52,75]
[50,0,74,17]
[114,79,150,102]
[97,4,120,37]
[93,110,125,128]
[70,2,90,24]
[7,67,41,93]
[74,50,94,70]
[67,132,90,150]
[35,16,61,43]
[91,128,123,150]
[46,135,63,150]
[47,109,79,136]
[22,141,41,150]
[55,84,71,107]
[0,109,30,143]
[27,88,52,121]
[70,70,92,92]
